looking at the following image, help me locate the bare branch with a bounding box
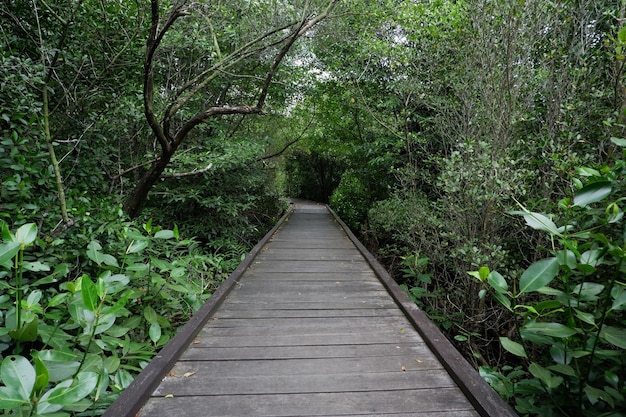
[162,163,213,178]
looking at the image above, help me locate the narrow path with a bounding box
[107,201,515,417]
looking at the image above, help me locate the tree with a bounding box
[122,0,340,217]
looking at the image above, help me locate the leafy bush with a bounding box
[474,139,626,416]
[0,216,226,414]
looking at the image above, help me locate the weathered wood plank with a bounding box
[180,343,434,361]
[140,389,476,417]
[204,316,415,330]
[213,307,404,319]
[250,260,372,272]
[241,271,381,281]
[159,355,443,378]
[191,331,424,347]
[153,370,457,396]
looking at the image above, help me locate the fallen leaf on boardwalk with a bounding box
[169,371,175,377]
[183,371,197,378]
[401,366,407,372]
[193,340,200,344]
[415,359,422,363]
[399,328,405,334]
[396,346,401,349]
[335,281,341,284]
[165,394,174,398]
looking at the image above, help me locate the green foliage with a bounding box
[329,171,370,230]
[473,149,626,416]
[0,216,226,413]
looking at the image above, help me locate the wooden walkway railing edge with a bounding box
[326,205,518,417]
[102,206,294,417]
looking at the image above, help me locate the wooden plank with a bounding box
[161,355,443,377]
[219,300,399,309]
[213,307,404,319]
[250,260,372,272]
[180,342,434,360]
[241,271,381,281]
[153,370,457,396]
[140,389,476,417]
[203,316,414,330]
[255,248,362,261]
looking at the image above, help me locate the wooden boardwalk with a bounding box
[105,201,516,417]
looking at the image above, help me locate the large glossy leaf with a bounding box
[529,363,563,389]
[600,326,626,349]
[0,385,29,410]
[34,355,49,396]
[499,337,526,358]
[0,241,20,265]
[37,350,81,382]
[9,317,38,342]
[126,239,149,254]
[46,372,98,404]
[511,211,560,235]
[0,356,35,401]
[81,276,99,312]
[523,322,578,338]
[519,257,559,294]
[487,271,508,294]
[15,223,37,247]
[149,322,162,344]
[574,181,612,207]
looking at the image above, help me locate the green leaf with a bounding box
[37,350,81,382]
[23,261,50,272]
[574,309,596,326]
[154,230,175,239]
[9,316,38,342]
[610,137,626,147]
[34,355,49,395]
[619,26,626,43]
[576,166,601,177]
[149,322,162,344]
[529,362,562,389]
[574,181,612,207]
[15,223,37,247]
[511,211,560,236]
[46,372,98,404]
[487,271,508,294]
[556,249,577,270]
[0,241,20,264]
[599,325,626,349]
[499,337,527,358]
[86,241,104,264]
[519,258,559,294]
[80,276,99,312]
[126,240,149,254]
[1,356,35,401]
[0,386,29,410]
[143,306,157,324]
[523,322,578,338]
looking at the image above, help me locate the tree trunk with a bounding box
[123,155,171,218]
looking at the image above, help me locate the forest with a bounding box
[1,0,625,416]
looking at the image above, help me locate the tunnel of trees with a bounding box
[1,0,625,415]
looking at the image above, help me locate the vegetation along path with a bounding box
[105,200,516,417]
